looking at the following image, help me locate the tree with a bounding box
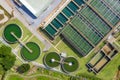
[118,65,120,70]
[115,65,120,80]
[2,55,16,70]
[0,45,16,71]
[0,65,4,74]
[17,64,30,74]
[0,44,16,80]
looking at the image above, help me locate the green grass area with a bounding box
[6,75,24,80]
[6,74,53,80]
[62,57,79,73]
[0,18,47,62]
[114,42,120,49]
[0,18,46,62]
[6,19,33,42]
[0,18,45,62]
[6,66,70,80]
[96,52,120,80]
[26,35,45,63]
[52,36,63,45]
[35,46,58,65]
[0,17,69,79]
[21,42,40,61]
[0,19,33,48]
[114,32,120,38]
[56,39,94,74]
[44,52,60,68]
[3,24,22,43]
[116,36,120,45]
[0,7,119,80]
[56,39,80,57]
[36,67,70,79]
[6,73,67,80]
[113,41,120,50]
[34,76,56,80]
[98,41,106,49]
[14,58,23,67]
[28,36,45,49]
[56,38,120,79]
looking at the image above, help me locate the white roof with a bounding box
[19,0,53,17]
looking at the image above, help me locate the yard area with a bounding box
[0,18,70,80]
[5,65,70,80]
[6,74,60,80]
[55,38,120,80]
[0,18,46,62]
[6,74,57,80]
[96,52,120,80]
[0,0,119,79]
[0,11,119,80]
[0,19,33,48]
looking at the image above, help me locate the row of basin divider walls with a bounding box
[43,0,85,38]
[42,0,119,56]
[43,0,120,39]
[61,4,112,56]
[86,42,118,74]
[89,0,120,26]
